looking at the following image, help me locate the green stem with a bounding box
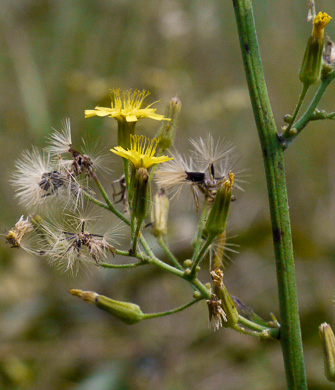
[232,1,307,388]
[232,324,273,338]
[283,83,310,136]
[190,235,215,277]
[281,71,335,147]
[99,261,145,269]
[91,171,130,225]
[192,199,209,260]
[131,218,143,255]
[142,299,200,320]
[237,315,280,339]
[157,235,183,270]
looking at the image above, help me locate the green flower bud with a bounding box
[299,12,332,85]
[132,167,151,220]
[183,259,193,268]
[319,322,335,382]
[283,114,293,124]
[203,172,234,239]
[211,269,238,328]
[151,189,170,237]
[156,97,182,151]
[70,289,144,325]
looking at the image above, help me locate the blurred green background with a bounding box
[1,0,335,389]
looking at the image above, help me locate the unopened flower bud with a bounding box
[151,189,169,236]
[210,269,238,328]
[203,172,234,239]
[183,259,193,268]
[299,12,332,85]
[319,322,335,382]
[132,167,151,220]
[283,114,293,124]
[70,289,144,324]
[156,97,182,151]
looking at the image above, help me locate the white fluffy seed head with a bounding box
[37,210,120,275]
[46,118,72,156]
[11,147,55,208]
[81,139,113,175]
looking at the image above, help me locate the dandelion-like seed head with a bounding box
[85,88,171,123]
[155,135,243,209]
[11,148,63,207]
[46,118,72,156]
[111,135,173,170]
[39,211,118,274]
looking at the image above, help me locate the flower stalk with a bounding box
[232,0,307,388]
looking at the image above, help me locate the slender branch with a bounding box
[232,324,274,338]
[157,235,183,270]
[280,71,335,147]
[310,110,335,121]
[191,199,209,261]
[232,1,307,388]
[142,299,200,320]
[99,261,145,269]
[237,315,280,339]
[190,235,214,277]
[283,83,310,136]
[91,171,130,225]
[83,191,111,212]
[131,218,143,255]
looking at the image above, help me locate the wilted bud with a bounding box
[132,167,151,220]
[203,172,234,239]
[5,216,33,248]
[319,322,335,382]
[299,12,332,85]
[207,294,227,331]
[211,269,238,328]
[156,97,182,151]
[70,289,144,324]
[151,189,169,237]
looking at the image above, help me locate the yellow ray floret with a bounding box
[85,88,171,123]
[312,12,332,40]
[111,135,173,170]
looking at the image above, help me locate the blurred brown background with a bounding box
[1,0,335,389]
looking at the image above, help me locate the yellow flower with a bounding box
[85,88,171,123]
[312,12,332,40]
[111,135,173,170]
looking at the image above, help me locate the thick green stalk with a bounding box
[232,1,307,389]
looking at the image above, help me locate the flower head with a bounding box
[111,135,173,170]
[312,12,332,40]
[85,88,171,123]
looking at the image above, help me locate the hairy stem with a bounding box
[232,0,307,388]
